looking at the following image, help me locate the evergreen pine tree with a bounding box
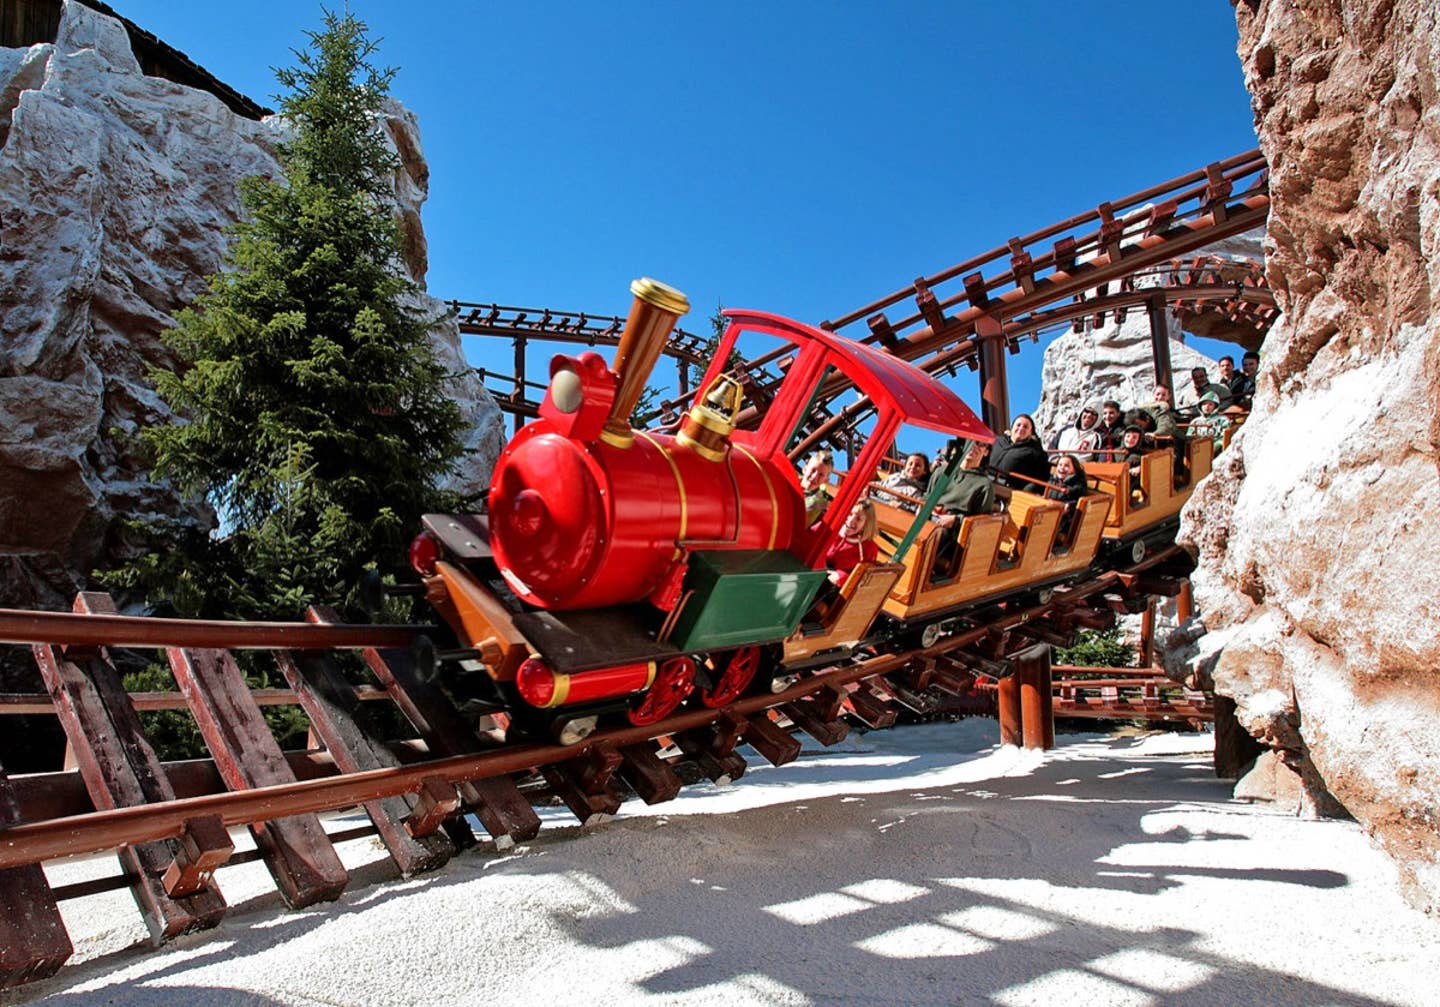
[128,8,467,621]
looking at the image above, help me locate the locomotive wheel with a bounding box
[627,656,697,726]
[699,646,762,708]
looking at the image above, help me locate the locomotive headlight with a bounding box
[516,657,559,707]
[549,367,584,414]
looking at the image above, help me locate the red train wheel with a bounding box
[700,646,761,708]
[627,656,696,726]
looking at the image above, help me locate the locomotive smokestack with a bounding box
[600,277,690,448]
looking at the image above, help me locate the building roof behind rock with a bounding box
[1,0,272,119]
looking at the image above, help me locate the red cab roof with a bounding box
[723,310,995,443]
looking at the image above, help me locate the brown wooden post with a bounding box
[310,605,540,851]
[1017,649,1046,751]
[273,647,454,876]
[514,333,527,435]
[1147,291,1173,392]
[166,646,348,909]
[1138,597,1156,669]
[0,764,71,987]
[744,712,802,766]
[32,592,228,943]
[975,314,1010,433]
[997,675,1022,746]
[1039,647,1056,750]
[1176,578,1194,623]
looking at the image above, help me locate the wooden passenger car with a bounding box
[874,484,1113,624]
[806,433,1215,637]
[1087,436,1212,547]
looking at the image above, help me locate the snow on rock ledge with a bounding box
[1179,0,1440,912]
[0,1,502,608]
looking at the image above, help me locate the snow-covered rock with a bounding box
[0,1,501,608]
[1180,0,1440,912]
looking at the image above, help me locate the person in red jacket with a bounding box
[825,499,879,587]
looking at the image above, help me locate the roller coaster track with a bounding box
[449,300,712,428]
[0,547,1199,985]
[448,151,1274,452]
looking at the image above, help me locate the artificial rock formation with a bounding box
[1179,0,1439,911]
[0,1,503,609]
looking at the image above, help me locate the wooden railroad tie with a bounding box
[314,606,541,852]
[674,709,748,785]
[541,743,622,826]
[33,591,229,942]
[274,642,455,876]
[742,712,802,767]
[167,644,348,910]
[780,683,850,748]
[617,742,683,806]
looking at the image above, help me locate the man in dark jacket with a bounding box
[1095,399,1126,460]
[1229,351,1259,407]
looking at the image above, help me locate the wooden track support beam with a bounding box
[542,743,622,826]
[33,591,228,942]
[618,742,683,805]
[674,710,748,785]
[743,712,802,767]
[0,764,71,988]
[843,683,897,729]
[167,645,348,909]
[162,815,233,898]
[405,777,462,839]
[997,675,1022,747]
[274,646,454,876]
[1015,645,1055,751]
[318,605,540,851]
[781,684,849,748]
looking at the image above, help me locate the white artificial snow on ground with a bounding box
[8,722,1438,1007]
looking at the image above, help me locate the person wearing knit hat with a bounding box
[1188,390,1232,453]
[1121,424,1148,498]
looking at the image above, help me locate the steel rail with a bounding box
[0,686,391,715]
[0,610,426,651]
[0,549,1185,868]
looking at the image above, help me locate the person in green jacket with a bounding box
[929,439,997,575]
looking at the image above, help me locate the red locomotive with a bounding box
[409,279,1210,741]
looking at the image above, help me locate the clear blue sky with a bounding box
[109,1,1258,421]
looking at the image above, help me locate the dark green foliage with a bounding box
[119,658,310,761]
[1055,628,1135,668]
[117,9,467,623]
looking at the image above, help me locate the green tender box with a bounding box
[669,549,827,653]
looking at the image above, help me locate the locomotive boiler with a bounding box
[487,279,807,613]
